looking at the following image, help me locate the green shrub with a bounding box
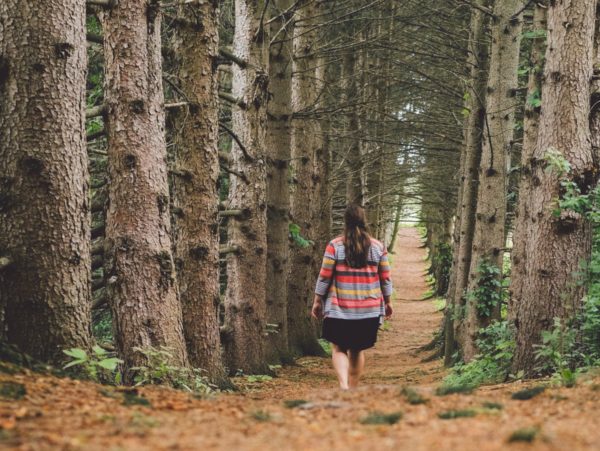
[360,411,403,425]
[132,346,214,394]
[401,386,428,405]
[508,427,538,443]
[437,409,477,420]
[441,321,514,390]
[465,259,505,318]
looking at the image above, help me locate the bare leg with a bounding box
[348,350,365,388]
[331,344,350,390]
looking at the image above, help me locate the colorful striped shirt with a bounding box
[315,236,393,320]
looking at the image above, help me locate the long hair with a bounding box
[343,204,371,268]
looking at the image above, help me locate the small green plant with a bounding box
[508,427,539,443]
[289,223,313,248]
[360,411,403,425]
[63,346,122,383]
[318,338,332,356]
[511,385,546,400]
[131,346,214,394]
[437,409,477,420]
[250,410,272,422]
[401,386,428,405]
[533,318,578,385]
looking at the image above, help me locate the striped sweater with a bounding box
[315,236,393,320]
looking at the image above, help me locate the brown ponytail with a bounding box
[343,204,371,268]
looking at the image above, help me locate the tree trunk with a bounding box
[508,4,547,323]
[461,0,524,362]
[0,0,92,362]
[265,0,294,363]
[100,0,188,374]
[171,2,228,386]
[223,0,270,374]
[287,0,326,357]
[343,50,363,205]
[512,0,597,375]
[444,0,489,364]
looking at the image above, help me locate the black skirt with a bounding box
[321,317,381,351]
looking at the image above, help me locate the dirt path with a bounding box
[2,228,600,450]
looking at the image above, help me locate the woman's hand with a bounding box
[384,301,393,319]
[311,295,323,319]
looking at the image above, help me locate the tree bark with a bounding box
[444,0,489,364]
[171,2,228,386]
[287,0,326,356]
[508,4,547,323]
[0,0,92,362]
[265,0,294,363]
[461,0,524,362]
[223,0,270,374]
[100,0,188,374]
[512,0,597,375]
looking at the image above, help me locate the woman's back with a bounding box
[315,236,392,320]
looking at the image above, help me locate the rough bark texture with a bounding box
[461,0,524,361]
[223,0,270,374]
[265,0,294,363]
[0,0,92,362]
[287,0,326,357]
[512,0,597,375]
[100,0,188,373]
[508,4,547,323]
[343,49,363,205]
[444,1,488,364]
[171,2,228,385]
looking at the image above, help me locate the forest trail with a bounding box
[2,228,600,450]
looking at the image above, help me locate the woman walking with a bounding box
[311,204,393,390]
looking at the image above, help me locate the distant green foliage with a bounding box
[482,401,503,410]
[132,346,214,394]
[246,375,272,383]
[466,259,505,318]
[63,346,122,384]
[522,29,547,40]
[92,309,113,344]
[289,223,314,248]
[441,321,514,390]
[360,411,403,425]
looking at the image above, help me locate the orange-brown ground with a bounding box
[2,227,600,450]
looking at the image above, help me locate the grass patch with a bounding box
[481,401,503,410]
[511,385,545,400]
[401,386,428,405]
[0,381,26,400]
[508,427,539,443]
[283,399,309,409]
[360,411,403,425]
[435,383,476,396]
[437,409,477,420]
[122,391,151,407]
[250,410,272,422]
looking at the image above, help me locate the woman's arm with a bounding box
[312,241,336,318]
